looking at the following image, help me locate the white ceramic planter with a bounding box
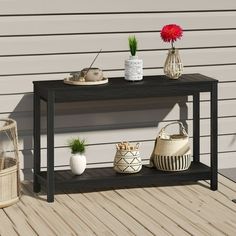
[125,56,143,81]
[70,154,86,175]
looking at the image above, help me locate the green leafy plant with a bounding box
[128,35,138,56]
[68,138,86,154]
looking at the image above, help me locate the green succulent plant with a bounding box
[68,138,86,154]
[128,35,138,56]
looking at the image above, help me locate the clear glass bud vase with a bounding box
[164,48,183,79]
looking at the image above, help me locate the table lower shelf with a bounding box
[36,162,212,190]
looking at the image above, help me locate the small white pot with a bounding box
[70,154,86,175]
[125,56,143,81]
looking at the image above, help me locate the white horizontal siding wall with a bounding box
[0,1,236,179]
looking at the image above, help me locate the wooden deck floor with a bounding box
[1,175,236,235]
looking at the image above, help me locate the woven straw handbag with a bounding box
[150,121,191,171]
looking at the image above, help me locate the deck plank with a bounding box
[144,186,225,235]
[17,185,57,235]
[114,188,191,236]
[1,175,236,235]
[129,187,208,235]
[68,190,134,236]
[55,193,112,235]
[178,185,236,218]
[159,186,229,235]
[191,180,236,213]
[0,210,18,236]
[171,185,236,235]
[22,184,94,235]
[20,184,83,235]
[161,185,232,222]
[86,191,153,236]
[102,189,172,235]
[3,203,38,236]
[218,175,236,194]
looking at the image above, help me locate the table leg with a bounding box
[33,92,41,193]
[47,92,55,202]
[193,93,200,162]
[210,83,218,190]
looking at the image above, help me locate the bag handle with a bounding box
[159,121,188,137]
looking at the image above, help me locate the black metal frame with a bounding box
[33,74,218,202]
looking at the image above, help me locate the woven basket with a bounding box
[0,119,20,208]
[114,143,142,174]
[153,150,191,172]
[0,158,19,206]
[114,149,142,173]
[150,122,191,171]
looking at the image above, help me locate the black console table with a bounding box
[33,74,218,202]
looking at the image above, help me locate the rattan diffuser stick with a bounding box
[83,49,102,80]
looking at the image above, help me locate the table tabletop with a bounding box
[33,73,218,102]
